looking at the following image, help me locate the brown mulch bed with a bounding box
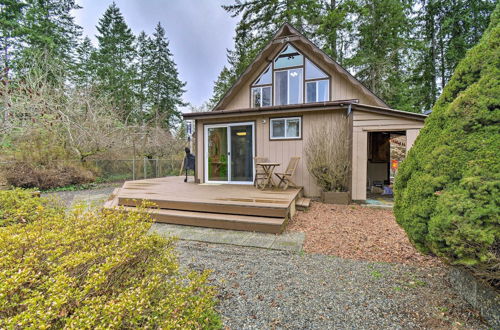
[288,202,442,267]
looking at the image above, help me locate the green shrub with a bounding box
[0,198,221,328]
[394,5,499,286]
[0,188,61,226]
[3,161,95,190]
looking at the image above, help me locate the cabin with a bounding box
[184,23,426,200]
[106,23,426,233]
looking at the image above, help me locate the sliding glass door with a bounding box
[205,122,255,184]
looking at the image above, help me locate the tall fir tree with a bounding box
[135,31,151,116]
[72,36,95,91]
[411,0,495,112]
[317,0,357,64]
[210,0,322,108]
[145,22,185,128]
[347,0,414,111]
[0,0,27,81]
[17,0,81,78]
[94,2,136,121]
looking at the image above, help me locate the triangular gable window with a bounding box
[274,45,303,69]
[305,59,327,80]
[250,43,330,108]
[252,64,271,86]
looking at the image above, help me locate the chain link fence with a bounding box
[91,158,184,181]
[0,158,185,184]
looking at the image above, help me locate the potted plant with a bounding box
[305,116,351,204]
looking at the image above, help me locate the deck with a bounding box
[104,176,304,233]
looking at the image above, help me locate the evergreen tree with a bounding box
[145,22,185,128]
[412,0,495,111]
[16,0,81,77]
[210,0,322,108]
[0,0,27,81]
[135,31,151,116]
[394,3,499,283]
[348,0,414,111]
[209,32,257,108]
[72,36,95,91]
[94,2,136,121]
[317,0,357,64]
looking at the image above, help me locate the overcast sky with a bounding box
[73,0,239,110]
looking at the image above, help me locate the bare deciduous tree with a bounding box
[305,115,350,192]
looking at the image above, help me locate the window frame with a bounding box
[269,116,302,140]
[305,79,330,103]
[251,86,272,108]
[274,67,304,106]
[249,43,331,109]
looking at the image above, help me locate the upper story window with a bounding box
[251,44,330,108]
[274,45,303,69]
[305,59,329,103]
[251,64,272,107]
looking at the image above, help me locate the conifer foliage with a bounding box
[94,2,136,120]
[0,1,185,129]
[211,0,496,113]
[394,4,500,285]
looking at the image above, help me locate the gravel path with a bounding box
[42,185,118,207]
[178,241,485,329]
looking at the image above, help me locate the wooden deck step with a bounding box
[296,197,311,210]
[103,188,120,208]
[118,197,289,218]
[121,207,286,234]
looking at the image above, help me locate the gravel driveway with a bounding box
[178,241,485,329]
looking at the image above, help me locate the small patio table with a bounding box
[256,162,280,189]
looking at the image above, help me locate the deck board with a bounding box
[106,176,301,233]
[115,177,301,216]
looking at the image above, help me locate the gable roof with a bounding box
[213,23,389,111]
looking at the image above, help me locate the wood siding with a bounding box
[351,110,424,201]
[195,109,348,197]
[223,42,377,110]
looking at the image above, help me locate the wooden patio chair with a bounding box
[274,157,300,190]
[253,156,268,187]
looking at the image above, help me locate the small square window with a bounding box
[270,117,301,140]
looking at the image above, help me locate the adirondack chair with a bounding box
[274,157,300,190]
[253,156,268,187]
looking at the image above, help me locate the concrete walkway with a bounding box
[151,223,305,252]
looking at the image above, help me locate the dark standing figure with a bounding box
[183,147,195,182]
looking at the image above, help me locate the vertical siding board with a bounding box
[406,129,420,152]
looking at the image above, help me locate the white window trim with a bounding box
[252,86,272,108]
[274,68,303,105]
[306,79,329,103]
[270,117,302,140]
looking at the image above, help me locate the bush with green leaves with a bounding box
[394,5,499,286]
[0,191,221,328]
[0,188,61,226]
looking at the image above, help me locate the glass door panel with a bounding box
[207,127,228,181]
[230,125,253,182]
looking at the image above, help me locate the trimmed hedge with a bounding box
[0,191,221,328]
[394,4,499,286]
